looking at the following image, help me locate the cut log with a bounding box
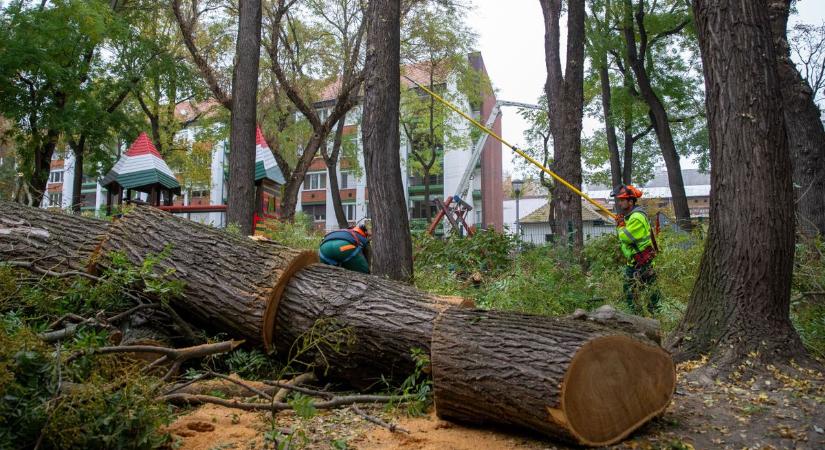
[99,206,317,349]
[431,308,675,446]
[0,200,109,272]
[276,264,473,390]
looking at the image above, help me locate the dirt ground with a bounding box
[165,359,825,450]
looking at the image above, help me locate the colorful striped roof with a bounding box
[102,133,181,192]
[255,126,285,184]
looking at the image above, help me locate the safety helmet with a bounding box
[353,223,370,238]
[610,184,643,199]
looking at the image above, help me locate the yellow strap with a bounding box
[339,244,356,252]
[403,75,617,222]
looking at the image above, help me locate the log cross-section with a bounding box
[99,206,317,349]
[431,308,676,446]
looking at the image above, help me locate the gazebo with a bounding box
[102,132,181,214]
[254,126,285,216]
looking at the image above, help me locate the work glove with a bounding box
[615,214,625,228]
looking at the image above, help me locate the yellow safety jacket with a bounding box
[617,207,655,266]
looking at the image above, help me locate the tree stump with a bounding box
[431,308,675,446]
[276,264,473,390]
[99,206,317,349]
[0,200,109,272]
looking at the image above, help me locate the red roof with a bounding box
[125,132,162,157]
[256,126,268,148]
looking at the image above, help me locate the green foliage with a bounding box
[288,392,318,419]
[387,348,432,416]
[210,348,280,381]
[0,313,173,449]
[413,229,518,295]
[256,212,324,250]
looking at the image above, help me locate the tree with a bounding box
[789,22,825,109]
[362,0,413,282]
[768,1,825,237]
[263,0,366,221]
[226,0,263,234]
[666,0,808,370]
[539,0,586,250]
[399,1,479,220]
[620,0,694,229]
[0,1,136,206]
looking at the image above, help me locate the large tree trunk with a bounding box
[432,308,674,446]
[541,0,586,250]
[0,200,109,272]
[768,0,825,237]
[622,0,692,230]
[226,0,263,235]
[362,0,413,281]
[100,206,317,349]
[4,203,676,445]
[666,0,808,369]
[275,264,472,390]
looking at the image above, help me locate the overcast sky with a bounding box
[466,0,825,178]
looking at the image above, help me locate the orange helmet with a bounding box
[610,184,643,199]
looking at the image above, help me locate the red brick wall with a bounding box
[472,54,504,231]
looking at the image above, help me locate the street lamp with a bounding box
[512,179,523,237]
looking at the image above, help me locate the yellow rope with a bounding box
[403,75,617,221]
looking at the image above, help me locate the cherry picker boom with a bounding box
[403,75,618,238]
[427,100,542,236]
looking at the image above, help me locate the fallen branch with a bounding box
[66,340,243,365]
[206,371,274,400]
[272,372,318,403]
[351,404,409,434]
[39,304,161,343]
[4,260,102,281]
[158,392,416,412]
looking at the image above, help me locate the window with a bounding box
[411,200,437,219]
[339,171,357,189]
[49,170,63,183]
[48,192,62,207]
[302,204,326,221]
[344,204,356,222]
[303,172,326,191]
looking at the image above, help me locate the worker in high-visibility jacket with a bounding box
[611,185,660,315]
[319,223,371,274]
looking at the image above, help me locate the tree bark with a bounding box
[100,206,317,350]
[622,0,692,229]
[599,63,623,189]
[0,200,109,272]
[69,135,86,213]
[227,0,263,235]
[768,0,825,237]
[666,0,808,369]
[540,0,586,250]
[432,308,675,446]
[275,264,472,390]
[322,116,350,229]
[361,0,413,281]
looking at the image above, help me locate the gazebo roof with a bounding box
[255,127,286,184]
[101,132,181,192]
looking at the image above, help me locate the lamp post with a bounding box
[512,179,523,238]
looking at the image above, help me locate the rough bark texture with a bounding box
[768,0,825,237]
[100,206,317,349]
[0,200,109,272]
[227,0,263,235]
[275,264,472,390]
[432,308,675,446]
[361,0,413,281]
[667,0,807,367]
[540,0,586,249]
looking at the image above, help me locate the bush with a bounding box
[256,212,324,250]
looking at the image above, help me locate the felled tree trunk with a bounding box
[99,206,317,348]
[275,264,473,390]
[432,308,675,447]
[0,200,109,272]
